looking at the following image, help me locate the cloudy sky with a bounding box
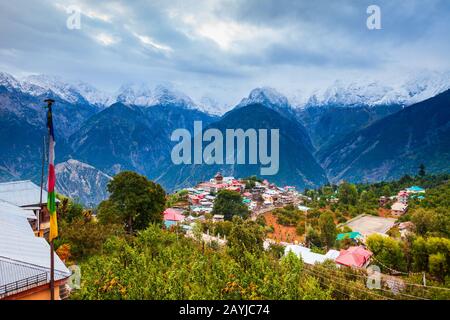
[1,0,449,106]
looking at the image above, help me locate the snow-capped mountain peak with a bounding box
[238,87,290,108]
[8,73,112,107]
[115,83,196,109]
[197,96,229,116]
[294,71,450,109]
[23,74,88,104]
[116,82,153,106]
[72,81,114,107]
[234,86,298,119]
[0,72,22,91]
[153,84,195,108]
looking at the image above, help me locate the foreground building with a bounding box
[0,180,53,237]
[0,201,70,300]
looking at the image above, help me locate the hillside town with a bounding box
[1,166,450,300]
[161,172,433,271]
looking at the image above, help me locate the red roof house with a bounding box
[189,195,200,205]
[163,208,185,221]
[335,246,372,268]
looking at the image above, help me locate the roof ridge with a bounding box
[0,180,33,185]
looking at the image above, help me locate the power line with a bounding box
[304,268,393,300]
[312,264,440,299]
[314,265,436,300]
[303,269,354,299]
[369,256,450,291]
[313,258,450,293]
[305,266,399,300]
[303,266,394,300]
[370,255,413,275]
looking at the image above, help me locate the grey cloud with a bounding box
[0,0,449,105]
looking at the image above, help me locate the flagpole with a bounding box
[45,98,56,301]
[39,136,46,237]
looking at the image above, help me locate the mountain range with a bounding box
[0,71,449,206]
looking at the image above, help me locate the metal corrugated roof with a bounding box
[0,258,47,287]
[324,250,341,260]
[285,245,330,265]
[0,180,48,207]
[0,200,37,220]
[0,208,71,290]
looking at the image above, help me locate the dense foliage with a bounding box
[212,189,249,220]
[97,171,166,233]
[63,172,450,299]
[274,205,303,226]
[72,224,331,300]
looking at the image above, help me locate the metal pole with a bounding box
[50,240,55,300]
[38,136,45,236]
[45,99,55,301]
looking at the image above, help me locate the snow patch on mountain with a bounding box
[234,87,299,120]
[238,87,290,108]
[0,72,113,107]
[2,69,449,113]
[197,96,230,115]
[293,71,450,108]
[115,83,196,109]
[24,74,88,104]
[72,81,115,107]
[0,72,22,91]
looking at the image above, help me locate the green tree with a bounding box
[429,253,447,283]
[366,234,406,272]
[381,185,392,197]
[411,208,437,236]
[412,236,429,272]
[244,180,256,190]
[338,182,358,206]
[57,196,84,223]
[359,190,377,208]
[227,216,264,260]
[166,189,188,207]
[305,226,321,248]
[318,212,337,249]
[274,205,302,226]
[212,189,249,221]
[57,219,123,260]
[97,200,122,225]
[97,171,166,233]
[412,236,450,282]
